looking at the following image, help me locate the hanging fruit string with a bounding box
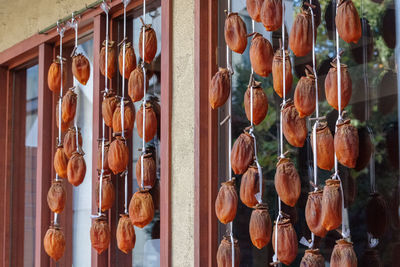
[95,0,111,217]
[334,1,350,241]
[247,15,263,205]
[272,2,286,265]
[140,0,147,190]
[310,0,319,248]
[54,21,66,226]
[225,1,235,266]
[70,14,82,155]
[121,0,130,215]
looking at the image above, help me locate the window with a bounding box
[196,0,400,266]
[8,63,39,267]
[0,1,172,266]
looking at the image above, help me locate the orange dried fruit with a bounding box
[100,40,116,79]
[215,180,238,224]
[72,53,90,85]
[108,137,129,174]
[44,226,65,261]
[272,49,293,98]
[209,68,231,109]
[129,190,154,228]
[231,130,254,175]
[139,24,158,63]
[136,103,158,142]
[274,157,301,207]
[249,33,274,77]
[90,217,110,254]
[47,180,66,214]
[244,81,268,125]
[67,152,86,186]
[224,12,248,54]
[116,214,136,254]
[136,153,157,189]
[249,203,272,249]
[119,42,136,79]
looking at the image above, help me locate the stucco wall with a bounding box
[171,0,195,266]
[0,0,95,52]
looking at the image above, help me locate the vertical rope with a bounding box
[121,0,130,215]
[309,0,319,247]
[273,2,286,264]
[55,22,65,225]
[225,2,235,266]
[334,0,350,240]
[98,0,111,216]
[140,0,147,190]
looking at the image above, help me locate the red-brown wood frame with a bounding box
[0,0,172,266]
[194,0,219,267]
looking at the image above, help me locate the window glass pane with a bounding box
[72,38,93,266]
[24,64,38,267]
[217,0,399,266]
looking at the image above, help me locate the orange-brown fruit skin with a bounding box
[311,123,334,171]
[217,237,240,267]
[62,89,77,123]
[247,0,264,22]
[209,68,231,109]
[366,192,388,238]
[128,66,148,103]
[335,0,361,44]
[54,147,68,179]
[47,181,66,214]
[56,102,70,132]
[44,227,65,261]
[305,190,327,237]
[330,239,357,267]
[272,50,293,98]
[272,218,298,266]
[136,153,157,189]
[274,157,301,207]
[240,166,261,208]
[63,127,82,159]
[231,132,255,175]
[102,93,118,128]
[129,190,155,228]
[72,54,90,85]
[116,214,136,254]
[90,218,111,254]
[282,102,307,147]
[48,60,67,94]
[300,249,325,267]
[97,141,110,173]
[215,180,238,224]
[139,25,158,63]
[136,105,158,142]
[67,152,86,186]
[108,138,129,174]
[321,179,342,231]
[97,177,115,212]
[260,0,282,32]
[244,83,268,125]
[118,43,136,79]
[112,102,135,135]
[249,33,274,77]
[289,9,314,57]
[294,72,316,118]
[224,13,248,54]
[325,63,352,111]
[100,40,116,79]
[249,204,272,249]
[334,120,359,168]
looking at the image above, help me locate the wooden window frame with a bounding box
[0,0,172,266]
[194,1,219,267]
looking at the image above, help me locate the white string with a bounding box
[122,0,130,215]
[273,2,286,264]
[54,22,65,226]
[309,0,319,248]
[140,0,147,190]
[224,2,235,266]
[334,1,350,240]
